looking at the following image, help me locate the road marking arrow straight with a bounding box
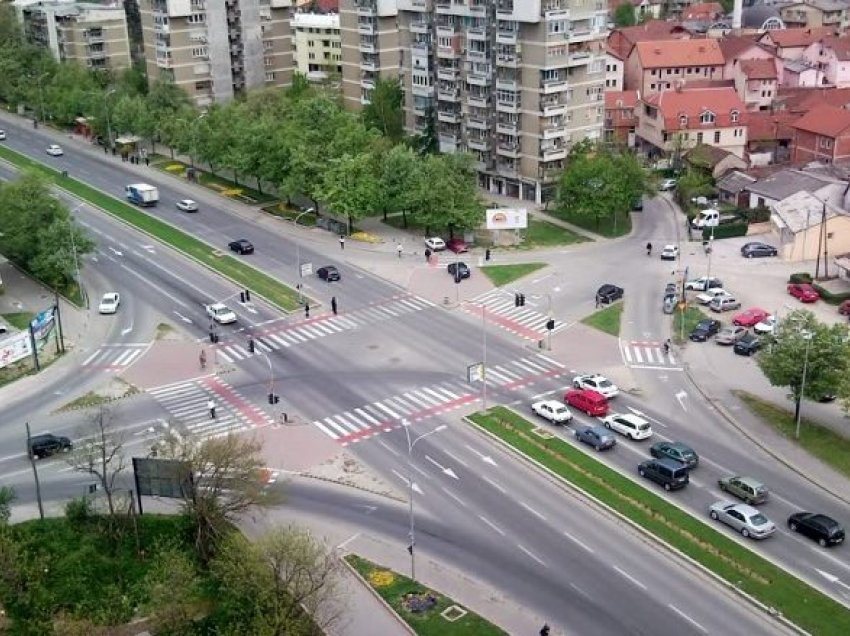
[141,244,156,253]
[675,390,689,412]
[391,469,424,494]
[108,247,123,257]
[425,455,459,479]
[464,444,498,466]
[817,569,850,592]
[173,311,193,324]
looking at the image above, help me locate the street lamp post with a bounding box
[294,208,314,304]
[705,225,716,281]
[104,88,117,149]
[795,330,813,440]
[34,72,48,123]
[403,421,447,582]
[190,112,207,168]
[482,301,488,411]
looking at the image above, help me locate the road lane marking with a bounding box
[613,565,646,590]
[563,531,594,553]
[668,604,708,633]
[519,501,547,521]
[517,544,546,566]
[481,476,506,494]
[442,449,469,468]
[478,515,505,536]
[439,486,468,508]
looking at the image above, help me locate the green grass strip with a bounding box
[581,301,623,337]
[468,406,850,635]
[480,263,546,287]
[0,145,301,311]
[672,305,707,344]
[345,554,507,635]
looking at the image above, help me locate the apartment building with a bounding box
[340,0,608,203]
[14,0,132,71]
[780,0,850,31]
[139,0,294,107]
[292,11,342,81]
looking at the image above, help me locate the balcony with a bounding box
[360,41,376,53]
[361,77,376,90]
[466,117,491,130]
[467,94,489,108]
[412,103,427,116]
[467,72,490,86]
[542,147,567,161]
[438,109,461,124]
[496,78,517,91]
[496,121,517,135]
[496,30,517,45]
[410,20,431,34]
[466,49,488,62]
[411,83,435,97]
[467,27,488,41]
[496,160,518,175]
[411,42,430,56]
[439,132,460,145]
[436,25,456,38]
[567,51,592,66]
[496,100,520,114]
[437,45,460,59]
[467,137,490,151]
[497,53,520,67]
[497,142,520,158]
[542,125,566,140]
[85,33,104,44]
[358,22,376,35]
[361,59,377,71]
[357,2,376,16]
[437,67,459,81]
[541,102,566,117]
[570,29,599,43]
[545,9,569,20]
[541,79,569,94]
[438,87,460,101]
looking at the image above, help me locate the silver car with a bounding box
[709,501,776,539]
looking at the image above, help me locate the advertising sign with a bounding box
[485,208,528,230]
[0,332,33,370]
[467,362,485,383]
[30,307,55,342]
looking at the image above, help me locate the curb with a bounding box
[297,471,406,503]
[337,556,417,636]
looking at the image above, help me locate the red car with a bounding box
[564,389,609,417]
[788,283,820,303]
[446,238,469,254]
[733,307,770,327]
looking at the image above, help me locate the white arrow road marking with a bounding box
[425,455,458,479]
[141,244,156,253]
[241,302,258,314]
[626,406,668,428]
[121,320,134,336]
[675,390,689,412]
[174,311,193,324]
[391,469,423,495]
[817,569,850,591]
[90,255,98,263]
[353,504,377,514]
[464,444,498,466]
[108,247,123,257]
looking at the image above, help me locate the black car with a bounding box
[689,319,721,342]
[597,284,624,305]
[734,333,761,356]
[740,242,777,258]
[317,265,340,281]
[650,440,699,468]
[447,262,471,280]
[228,239,254,255]
[632,198,644,211]
[29,433,72,459]
[788,512,845,547]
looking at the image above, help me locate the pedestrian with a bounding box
[663,338,671,355]
[111,146,116,156]
[199,349,207,370]
[331,296,338,315]
[144,156,150,167]
[485,247,491,261]
[207,398,216,419]
[595,294,600,309]
[397,243,403,259]
[339,235,345,250]
[305,302,310,318]
[540,625,550,636]
[425,248,432,263]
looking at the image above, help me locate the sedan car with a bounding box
[733,307,770,327]
[696,288,730,305]
[741,242,778,258]
[788,512,845,547]
[447,262,471,280]
[715,325,747,345]
[531,400,573,424]
[788,282,820,303]
[734,333,761,356]
[572,374,619,398]
[709,501,776,540]
[98,292,120,315]
[689,318,721,342]
[574,425,617,451]
[46,144,64,156]
[446,238,469,253]
[660,244,679,260]
[0,130,6,140]
[662,293,678,314]
[206,302,237,324]
[424,237,446,251]
[718,475,768,504]
[753,315,776,335]
[317,265,341,282]
[596,284,623,305]
[176,199,199,212]
[659,178,677,191]
[650,440,699,468]
[228,239,254,255]
[685,276,723,292]
[709,295,741,313]
[602,413,652,440]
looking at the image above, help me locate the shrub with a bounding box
[789,272,813,284]
[702,222,748,240]
[740,206,771,223]
[812,282,850,305]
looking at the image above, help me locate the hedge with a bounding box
[702,222,749,240]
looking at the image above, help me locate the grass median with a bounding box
[468,406,850,636]
[0,145,301,311]
[480,263,545,286]
[581,301,623,337]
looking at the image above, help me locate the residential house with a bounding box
[772,190,850,262]
[606,48,625,90]
[719,34,775,80]
[717,170,757,207]
[607,19,691,61]
[684,144,748,178]
[779,0,850,31]
[609,0,663,21]
[791,102,850,162]
[636,86,748,159]
[776,86,850,111]
[682,2,725,21]
[800,35,850,88]
[745,167,841,208]
[783,57,824,86]
[746,110,798,164]
[759,26,835,61]
[734,58,779,110]
[604,90,639,146]
[625,39,725,95]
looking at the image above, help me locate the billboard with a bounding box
[0,332,33,370]
[30,307,56,343]
[486,208,528,230]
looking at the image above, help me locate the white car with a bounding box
[708,501,776,540]
[0,130,6,140]
[601,413,652,440]
[424,237,446,251]
[46,144,64,156]
[98,292,120,314]
[531,400,573,424]
[659,178,677,191]
[754,315,776,335]
[660,244,679,260]
[696,288,730,305]
[572,374,619,398]
[684,276,722,292]
[206,302,237,324]
[176,199,198,212]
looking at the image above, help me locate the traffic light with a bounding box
[514,293,520,307]
[268,393,280,405]
[248,338,255,353]
[245,289,251,302]
[546,319,555,331]
[209,331,219,343]
[240,291,245,303]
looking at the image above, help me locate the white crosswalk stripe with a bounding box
[621,341,680,369]
[465,289,567,339]
[81,343,150,372]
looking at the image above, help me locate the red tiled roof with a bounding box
[607,20,691,59]
[791,103,850,137]
[683,2,724,20]
[718,34,769,62]
[605,90,640,110]
[818,35,850,62]
[760,27,835,49]
[778,87,850,113]
[635,38,724,69]
[315,0,338,13]
[739,58,777,80]
[746,110,799,141]
[643,87,747,130]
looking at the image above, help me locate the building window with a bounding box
[650,83,656,90]
[191,47,207,58]
[265,71,275,81]
[731,110,739,123]
[700,111,716,124]
[679,114,688,127]
[820,137,834,148]
[187,13,205,24]
[697,132,703,143]
[714,131,721,143]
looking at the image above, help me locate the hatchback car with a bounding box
[638,457,689,491]
[28,433,72,459]
[447,262,471,280]
[662,293,678,314]
[689,319,721,342]
[741,242,778,258]
[709,295,741,313]
[317,265,341,282]
[176,199,199,212]
[709,501,776,540]
[98,292,120,315]
[660,244,679,260]
[734,333,761,356]
[0,130,6,140]
[46,144,64,156]
[754,315,776,335]
[602,413,652,440]
[788,283,820,303]
[733,307,769,327]
[424,237,446,251]
[685,276,722,292]
[575,425,616,451]
[650,440,699,468]
[531,400,572,424]
[228,239,254,255]
[696,288,730,305]
[572,374,619,398]
[564,389,609,417]
[715,325,747,345]
[206,302,237,324]
[596,284,624,305]
[788,512,845,547]
[632,198,643,211]
[718,475,769,504]
[659,178,677,191]
[446,238,469,253]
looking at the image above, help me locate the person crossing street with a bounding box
[331,296,338,315]
[207,398,216,419]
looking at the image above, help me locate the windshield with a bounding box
[751,513,769,526]
[638,423,650,431]
[598,379,612,388]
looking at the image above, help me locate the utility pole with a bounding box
[25,422,45,520]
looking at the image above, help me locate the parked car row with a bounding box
[425,237,469,253]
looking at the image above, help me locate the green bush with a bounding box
[740,206,771,223]
[812,282,850,305]
[701,222,748,240]
[789,272,813,284]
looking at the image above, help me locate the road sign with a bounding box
[300,262,313,277]
[467,362,484,383]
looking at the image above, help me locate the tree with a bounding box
[757,310,850,425]
[675,166,713,206]
[210,526,343,635]
[378,144,422,224]
[414,153,482,237]
[0,486,14,525]
[315,152,381,233]
[614,3,637,27]
[362,77,404,142]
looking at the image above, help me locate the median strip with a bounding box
[0,145,301,311]
[468,406,850,636]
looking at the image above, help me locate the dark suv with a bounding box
[596,284,624,305]
[29,433,72,459]
[788,512,845,547]
[638,458,690,491]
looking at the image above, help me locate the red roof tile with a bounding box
[778,87,850,113]
[683,2,724,20]
[718,34,770,63]
[644,87,746,130]
[607,20,691,59]
[739,58,777,79]
[760,27,835,49]
[635,38,725,69]
[818,35,850,61]
[746,111,799,141]
[791,103,850,137]
[605,90,640,109]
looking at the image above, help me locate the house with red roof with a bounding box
[800,35,850,88]
[606,47,625,90]
[636,86,748,159]
[746,110,799,164]
[682,2,725,21]
[607,19,691,61]
[758,27,836,61]
[605,90,640,146]
[718,34,776,80]
[791,103,850,162]
[625,39,725,95]
[734,58,779,110]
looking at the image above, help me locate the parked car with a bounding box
[28,433,73,459]
[447,262,471,280]
[228,239,254,255]
[741,242,778,258]
[709,501,776,540]
[574,425,617,451]
[788,283,820,303]
[602,413,652,440]
[788,512,845,547]
[632,198,644,211]
[46,144,64,156]
[564,389,609,417]
[754,315,776,335]
[734,333,761,356]
[424,237,446,251]
[709,295,742,313]
[660,244,679,260]
[685,277,723,292]
[715,325,747,345]
[659,178,677,191]
[662,293,678,314]
[572,373,619,398]
[0,130,6,140]
[733,307,770,327]
[839,299,850,315]
[696,288,730,305]
[531,400,573,424]
[638,457,689,491]
[176,199,198,212]
[664,283,677,296]
[317,265,341,282]
[98,292,120,315]
[718,475,769,504]
[650,440,699,468]
[446,238,469,253]
[596,284,624,305]
[689,319,721,342]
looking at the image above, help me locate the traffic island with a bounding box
[581,301,623,337]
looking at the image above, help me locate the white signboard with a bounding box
[486,208,528,230]
[467,362,485,383]
[300,262,313,277]
[0,332,32,370]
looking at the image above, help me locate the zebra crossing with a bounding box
[216,294,435,363]
[147,376,273,439]
[463,289,567,341]
[312,354,568,445]
[621,340,680,369]
[81,343,150,372]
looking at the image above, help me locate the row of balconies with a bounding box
[358,20,376,35]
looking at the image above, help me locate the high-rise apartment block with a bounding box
[14,0,132,72]
[138,0,294,107]
[340,0,608,202]
[292,11,342,81]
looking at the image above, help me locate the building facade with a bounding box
[340,0,608,203]
[139,0,294,107]
[15,0,132,72]
[292,12,341,81]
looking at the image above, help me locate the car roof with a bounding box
[730,475,763,486]
[210,302,229,309]
[612,413,645,423]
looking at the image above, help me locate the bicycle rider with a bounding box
[646,242,652,256]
